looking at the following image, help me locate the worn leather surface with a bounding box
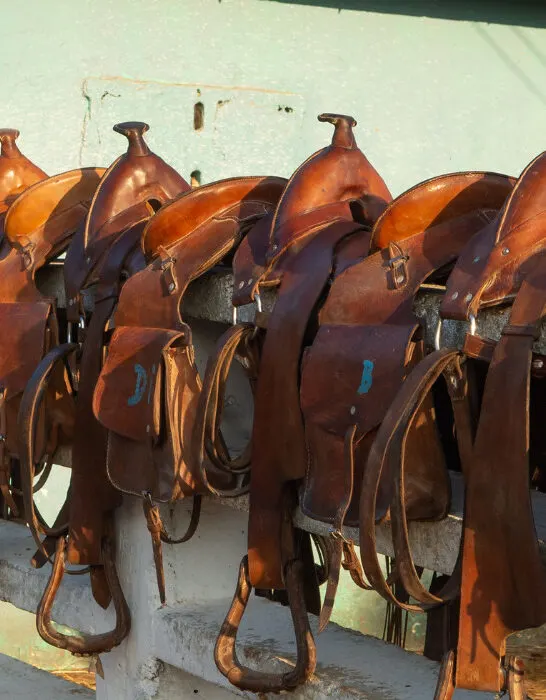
[232,113,391,307]
[248,221,370,589]
[0,129,47,243]
[142,175,286,258]
[64,122,190,322]
[1,167,105,472]
[65,123,190,568]
[454,261,546,692]
[300,207,499,528]
[370,171,514,250]
[237,114,391,590]
[442,150,546,320]
[95,175,285,508]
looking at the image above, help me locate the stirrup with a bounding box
[433,651,528,699]
[36,535,130,655]
[214,555,316,693]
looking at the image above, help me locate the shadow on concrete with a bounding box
[260,0,546,28]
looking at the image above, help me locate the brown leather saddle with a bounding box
[198,113,397,692]
[92,174,286,603]
[202,118,524,692]
[0,166,105,518]
[11,111,544,699]
[362,149,546,697]
[19,121,190,655]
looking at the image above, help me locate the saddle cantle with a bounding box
[0,129,47,245]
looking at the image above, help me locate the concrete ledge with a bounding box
[155,598,485,699]
[0,503,527,699]
[217,472,546,576]
[0,653,93,698]
[293,472,546,575]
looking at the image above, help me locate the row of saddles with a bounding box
[0,115,544,698]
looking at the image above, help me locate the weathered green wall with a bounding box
[2,1,546,193]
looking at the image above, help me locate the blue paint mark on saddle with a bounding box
[128,363,148,406]
[357,360,374,394]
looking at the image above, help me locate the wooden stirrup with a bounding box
[214,555,315,693]
[36,535,130,656]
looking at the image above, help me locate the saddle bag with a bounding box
[93,325,198,500]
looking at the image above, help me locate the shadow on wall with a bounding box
[259,0,546,28]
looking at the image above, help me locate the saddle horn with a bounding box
[113,121,151,157]
[318,113,357,149]
[0,128,22,158]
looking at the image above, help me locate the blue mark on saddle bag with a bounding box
[128,363,148,406]
[357,360,374,395]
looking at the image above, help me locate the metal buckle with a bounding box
[67,315,86,344]
[434,313,476,351]
[232,292,262,325]
[386,242,409,289]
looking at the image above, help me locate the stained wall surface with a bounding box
[2,1,546,194]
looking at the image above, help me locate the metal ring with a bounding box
[232,292,262,325]
[434,313,476,351]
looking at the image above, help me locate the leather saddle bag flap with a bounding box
[300,322,449,526]
[94,325,200,501]
[0,301,54,457]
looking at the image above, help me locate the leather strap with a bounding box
[318,425,372,632]
[248,221,368,590]
[455,258,546,692]
[360,349,465,611]
[18,343,78,556]
[194,323,260,497]
[143,496,202,606]
[68,224,145,566]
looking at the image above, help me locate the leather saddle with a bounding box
[0,167,105,518]
[19,121,190,655]
[365,148,546,698]
[11,112,545,699]
[202,118,520,692]
[198,113,395,692]
[92,174,287,603]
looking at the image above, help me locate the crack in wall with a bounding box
[79,79,92,167]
